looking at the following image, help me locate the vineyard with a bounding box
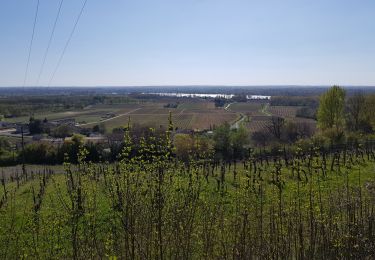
[233,102,319,134]
[268,106,301,118]
[228,102,265,116]
[3,96,314,133]
[97,101,238,131]
[245,116,272,132]
[0,129,374,259]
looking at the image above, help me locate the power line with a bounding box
[23,0,40,87]
[36,0,65,86]
[48,0,88,87]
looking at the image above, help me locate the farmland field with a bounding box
[102,109,238,131]
[1,97,318,134]
[0,142,374,259]
[228,102,265,116]
[3,104,141,124]
[3,99,241,132]
[189,112,238,130]
[245,116,272,132]
[178,101,216,110]
[268,105,301,118]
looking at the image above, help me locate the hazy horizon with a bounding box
[1,85,375,89]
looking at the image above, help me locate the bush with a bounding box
[51,125,73,138]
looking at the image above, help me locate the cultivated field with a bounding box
[268,105,301,118]
[228,102,265,116]
[1,95,317,134]
[0,144,374,258]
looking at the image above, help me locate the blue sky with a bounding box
[0,0,374,86]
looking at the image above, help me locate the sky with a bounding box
[0,0,374,87]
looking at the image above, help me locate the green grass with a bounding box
[0,151,373,258]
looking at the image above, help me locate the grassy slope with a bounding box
[0,155,374,258]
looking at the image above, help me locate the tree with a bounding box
[267,116,285,140]
[230,125,249,159]
[0,137,11,151]
[251,131,269,146]
[93,124,106,134]
[60,134,85,163]
[213,122,232,160]
[214,98,226,107]
[213,123,249,160]
[52,125,73,138]
[93,125,100,133]
[317,86,346,132]
[282,121,313,143]
[346,93,371,132]
[20,142,57,164]
[174,134,194,162]
[363,95,375,132]
[29,117,43,135]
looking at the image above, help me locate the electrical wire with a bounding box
[48,0,88,87]
[35,0,64,86]
[23,0,40,87]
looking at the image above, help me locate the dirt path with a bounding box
[179,109,185,115]
[260,103,271,116]
[230,114,245,130]
[78,108,142,126]
[224,102,234,111]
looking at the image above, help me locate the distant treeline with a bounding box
[1,86,375,97]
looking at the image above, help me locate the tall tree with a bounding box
[317,86,346,131]
[230,125,249,159]
[213,122,232,160]
[346,93,368,132]
[364,95,375,131]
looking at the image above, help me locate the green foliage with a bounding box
[213,123,250,160]
[20,142,57,164]
[0,130,374,259]
[213,122,232,159]
[230,125,249,159]
[364,95,375,130]
[29,117,43,135]
[346,93,373,133]
[174,134,213,162]
[51,125,73,138]
[0,137,11,151]
[317,86,346,143]
[317,85,346,131]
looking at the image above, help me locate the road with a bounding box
[223,102,244,130]
[230,114,245,130]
